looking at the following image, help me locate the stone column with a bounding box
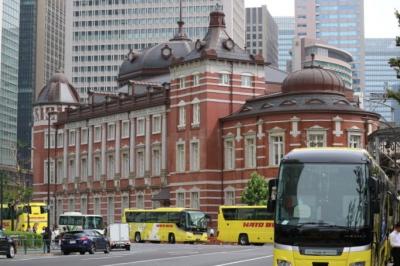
[115,121,121,175]
[129,117,136,177]
[101,123,106,176]
[145,115,151,177]
[161,112,167,173]
[75,129,80,178]
[63,129,68,180]
[88,126,93,177]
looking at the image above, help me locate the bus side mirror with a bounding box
[369,176,380,213]
[267,178,278,213]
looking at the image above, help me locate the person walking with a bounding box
[389,223,400,266]
[42,227,52,253]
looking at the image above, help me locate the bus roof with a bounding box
[124,207,200,212]
[282,148,371,164]
[219,205,267,210]
[60,212,83,216]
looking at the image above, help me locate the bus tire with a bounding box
[238,234,249,246]
[168,233,176,244]
[135,232,142,243]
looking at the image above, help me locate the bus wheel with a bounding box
[135,232,142,243]
[238,234,249,246]
[168,233,176,244]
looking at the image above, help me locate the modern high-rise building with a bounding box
[274,16,295,72]
[364,38,400,123]
[245,6,278,66]
[18,0,65,166]
[291,37,353,89]
[0,0,20,170]
[64,0,245,103]
[294,0,365,101]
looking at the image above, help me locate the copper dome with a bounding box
[282,67,346,94]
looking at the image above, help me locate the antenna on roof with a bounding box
[170,0,190,41]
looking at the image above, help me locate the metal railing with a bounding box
[10,235,60,254]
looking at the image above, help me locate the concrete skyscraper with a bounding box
[245,6,278,66]
[0,0,20,170]
[294,0,365,101]
[274,16,295,72]
[18,0,65,165]
[65,0,245,103]
[365,38,400,122]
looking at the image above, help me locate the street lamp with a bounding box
[47,111,57,231]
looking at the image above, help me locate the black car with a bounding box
[0,230,16,258]
[61,230,110,255]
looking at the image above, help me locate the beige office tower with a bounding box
[64,0,245,103]
[295,0,365,104]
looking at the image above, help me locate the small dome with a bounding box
[118,40,193,81]
[282,67,346,94]
[36,71,80,105]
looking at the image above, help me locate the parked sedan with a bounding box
[61,230,110,255]
[0,230,16,258]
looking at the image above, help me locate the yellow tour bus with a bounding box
[0,202,48,233]
[122,207,209,243]
[217,205,274,245]
[273,148,398,266]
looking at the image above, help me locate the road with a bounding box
[0,243,274,266]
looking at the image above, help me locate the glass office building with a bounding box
[65,0,245,103]
[295,0,365,102]
[274,16,295,72]
[0,0,20,168]
[365,38,400,123]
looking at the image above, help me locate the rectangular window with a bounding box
[81,128,88,144]
[107,197,115,224]
[152,148,161,176]
[307,132,325,147]
[219,73,230,85]
[224,139,235,170]
[192,102,200,126]
[68,159,76,180]
[121,195,129,214]
[107,155,115,179]
[94,126,101,142]
[94,197,101,215]
[107,123,115,140]
[57,132,64,147]
[190,141,200,171]
[121,153,129,178]
[44,160,55,184]
[152,115,161,134]
[80,197,87,214]
[94,157,101,180]
[136,118,145,136]
[136,194,144,209]
[241,75,252,87]
[179,77,185,89]
[136,150,145,177]
[177,192,185,207]
[69,130,76,146]
[121,121,129,138]
[190,191,200,209]
[178,104,186,128]
[81,158,88,180]
[349,134,361,148]
[57,160,63,183]
[176,143,185,172]
[270,135,284,166]
[245,137,256,168]
[193,74,200,86]
[68,198,75,212]
[224,190,235,205]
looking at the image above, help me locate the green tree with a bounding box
[388,10,400,102]
[241,172,268,205]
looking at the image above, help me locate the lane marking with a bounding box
[212,255,273,266]
[100,248,261,266]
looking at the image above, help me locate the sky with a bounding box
[244,0,399,38]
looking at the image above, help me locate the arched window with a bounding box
[192,98,200,126]
[178,100,186,128]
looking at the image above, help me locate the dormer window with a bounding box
[306,99,325,105]
[280,100,296,106]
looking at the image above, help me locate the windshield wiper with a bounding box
[297,222,351,229]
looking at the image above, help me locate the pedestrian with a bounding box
[390,222,400,266]
[42,227,52,253]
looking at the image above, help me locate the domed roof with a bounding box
[118,40,194,82]
[36,71,80,105]
[282,67,346,94]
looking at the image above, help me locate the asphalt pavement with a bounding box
[0,243,274,266]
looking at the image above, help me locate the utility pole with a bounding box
[0,171,3,229]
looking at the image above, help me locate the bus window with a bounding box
[40,206,48,214]
[222,208,236,220]
[147,212,158,223]
[85,216,103,229]
[134,212,146,222]
[125,212,136,223]
[158,212,169,223]
[168,212,180,223]
[237,208,255,220]
[254,208,274,220]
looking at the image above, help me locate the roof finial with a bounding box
[214,3,223,11]
[311,53,315,68]
[170,0,190,41]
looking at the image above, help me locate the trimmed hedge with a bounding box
[4,230,43,248]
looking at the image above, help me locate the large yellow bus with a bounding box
[122,208,209,243]
[273,148,398,266]
[0,202,48,233]
[217,205,274,245]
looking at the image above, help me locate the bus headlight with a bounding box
[350,262,365,266]
[277,260,291,266]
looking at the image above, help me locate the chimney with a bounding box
[209,4,226,28]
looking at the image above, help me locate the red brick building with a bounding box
[32,9,380,226]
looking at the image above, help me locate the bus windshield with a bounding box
[186,211,208,231]
[84,216,103,230]
[59,215,84,226]
[276,163,369,228]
